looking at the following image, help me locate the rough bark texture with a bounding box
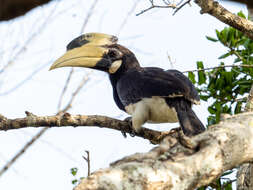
[222,0,253,21]
[0,0,52,21]
[0,112,172,144]
[194,0,253,40]
[72,112,253,190]
[237,85,253,190]
[2,112,253,189]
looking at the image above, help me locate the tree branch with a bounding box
[236,84,253,190]
[73,112,253,190]
[182,64,253,73]
[194,0,253,40]
[0,112,171,144]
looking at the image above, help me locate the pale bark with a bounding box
[73,112,253,190]
[2,112,253,189]
[194,0,253,40]
[237,85,253,190]
[0,112,171,144]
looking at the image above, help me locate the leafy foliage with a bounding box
[190,12,252,190]
[189,12,253,126]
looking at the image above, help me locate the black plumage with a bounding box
[50,33,205,136]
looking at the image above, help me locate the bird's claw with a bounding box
[121,117,136,138]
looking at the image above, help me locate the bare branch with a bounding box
[182,64,253,73]
[117,0,140,35]
[0,112,170,144]
[139,0,253,38]
[173,0,191,15]
[83,151,91,177]
[58,68,74,110]
[0,2,59,74]
[0,0,100,177]
[80,0,99,33]
[0,126,47,177]
[60,75,90,113]
[136,0,191,16]
[136,4,177,16]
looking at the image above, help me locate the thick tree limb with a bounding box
[0,112,170,144]
[74,112,253,190]
[237,84,253,190]
[194,0,253,40]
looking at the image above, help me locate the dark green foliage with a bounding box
[190,12,253,126]
[192,12,251,190]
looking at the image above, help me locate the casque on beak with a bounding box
[49,33,121,73]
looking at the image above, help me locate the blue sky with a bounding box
[0,0,247,189]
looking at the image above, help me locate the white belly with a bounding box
[125,97,178,123]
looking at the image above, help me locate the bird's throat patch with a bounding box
[109,60,122,73]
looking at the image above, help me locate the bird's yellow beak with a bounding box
[49,33,118,71]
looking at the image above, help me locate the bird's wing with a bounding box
[116,67,200,106]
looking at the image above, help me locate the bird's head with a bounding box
[50,33,139,74]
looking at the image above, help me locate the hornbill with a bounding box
[50,33,205,136]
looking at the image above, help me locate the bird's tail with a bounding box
[174,99,205,136]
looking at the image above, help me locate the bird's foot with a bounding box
[121,117,136,138]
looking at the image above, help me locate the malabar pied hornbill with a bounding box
[50,33,205,136]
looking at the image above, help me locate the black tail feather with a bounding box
[172,99,205,136]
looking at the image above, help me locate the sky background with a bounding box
[0,0,247,189]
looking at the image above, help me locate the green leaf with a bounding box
[237,11,246,19]
[72,179,78,185]
[71,168,78,176]
[223,182,232,190]
[199,95,209,101]
[218,52,231,59]
[197,61,206,85]
[220,27,229,45]
[207,116,217,125]
[208,106,216,114]
[206,36,218,42]
[188,71,196,84]
[222,170,233,176]
[216,29,222,41]
[235,101,243,114]
[224,72,233,86]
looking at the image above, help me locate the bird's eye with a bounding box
[108,49,118,58]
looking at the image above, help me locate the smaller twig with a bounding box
[136,4,177,16]
[80,0,99,33]
[136,0,192,16]
[167,52,176,68]
[83,150,90,177]
[58,68,74,110]
[173,0,191,15]
[60,74,90,113]
[162,0,171,5]
[182,64,253,73]
[234,96,247,102]
[117,0,140,35]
